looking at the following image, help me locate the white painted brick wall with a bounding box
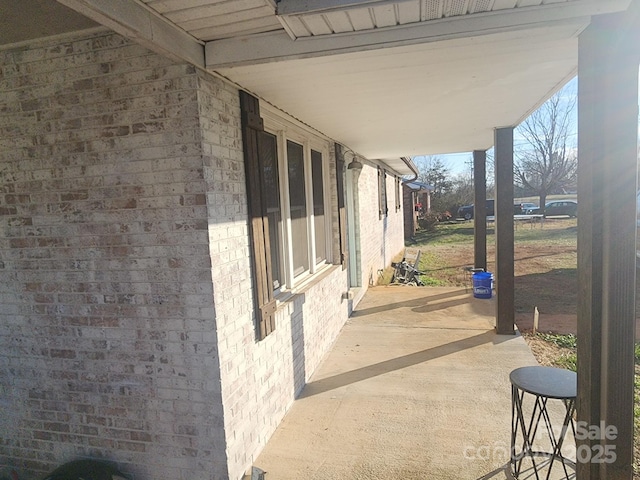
[1,29,403,480]
[195,70,350,480]
[354,164,406,288]
[0,31,228,480]
[385,173,406,267]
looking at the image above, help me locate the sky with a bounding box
[438,152,476,177]
[413,77,578,177]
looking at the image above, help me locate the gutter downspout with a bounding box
[400,156,419,183]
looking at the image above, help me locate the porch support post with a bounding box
[494,127,515,335]
[473,149,487,271]
[576,5,640,479]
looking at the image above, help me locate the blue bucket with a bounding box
[472,272,493,299]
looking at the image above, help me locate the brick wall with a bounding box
[355,164,405,288]
[0,29,355,480]
[0,31,228,480]
[196,72,350,479]
[0,27,409,480]
[384,172,405,269]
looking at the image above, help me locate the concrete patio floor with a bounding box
[250,286,569,480]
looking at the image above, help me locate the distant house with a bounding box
[402,181,433,240]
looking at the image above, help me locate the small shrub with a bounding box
[554,352,577,371]
[419,275,447,286]
[537,332,577,349]
[418,213,439,230]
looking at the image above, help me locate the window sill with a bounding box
[273,263,340,308]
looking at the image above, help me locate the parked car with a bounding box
[530,200,578,217]
[458,199,537,219]
[517,202,538,214]
[457,204,474,220]
[457,199,494,220]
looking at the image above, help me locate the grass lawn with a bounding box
[390,217,640,476]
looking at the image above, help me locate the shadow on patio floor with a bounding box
[252,287,540,480]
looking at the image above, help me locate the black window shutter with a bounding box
[335,144,348,270]
[240,91,277,339]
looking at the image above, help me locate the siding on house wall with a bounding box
[195,71,250,479]
[0,30,353,480]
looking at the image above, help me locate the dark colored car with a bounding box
[457,199,494,220]
[530,200,577,217]
[458,200,536,219]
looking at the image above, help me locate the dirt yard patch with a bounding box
[521,332,575,367]
[408,217,640,338]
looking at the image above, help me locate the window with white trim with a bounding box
[378,167,388,218]
[259,131,284,290]
[264,115,331,291]
[240,91,334,339]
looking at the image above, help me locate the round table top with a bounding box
[510,366,576,399]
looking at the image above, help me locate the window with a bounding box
[248,99,330,285]
[278,134,330,285]
[378,167,388,218]
[395,176,401,212]
[260,132,283,290]
[311,149,326,264]
[287,140,309,277]
[240,91,332,338]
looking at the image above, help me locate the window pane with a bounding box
[311,150,326,263]
[378,168,388,217]
[259,132,283,290]
[287,141,309,276]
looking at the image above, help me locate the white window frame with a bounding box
[262,110,332,291]
[308,138,331,271]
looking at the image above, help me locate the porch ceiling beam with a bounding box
[56,0,205,68]
[206,0,629,68]
[277,0,401,16]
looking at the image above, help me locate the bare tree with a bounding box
[414,156,454,210]
[515,85,577,208]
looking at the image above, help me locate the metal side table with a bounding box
[510,366,577,480]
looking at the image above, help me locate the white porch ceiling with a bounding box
[216,22,581,159]
[1,0,635,169]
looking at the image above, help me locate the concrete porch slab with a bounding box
[251,287,548,480]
